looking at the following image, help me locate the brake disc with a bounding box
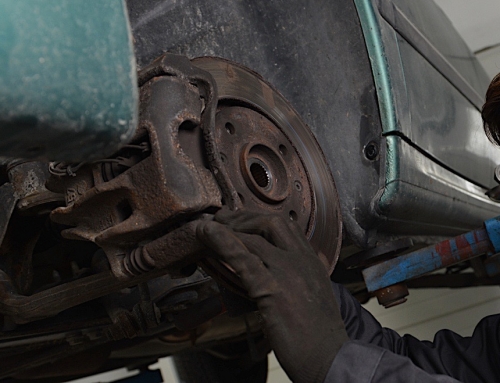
[193,57,342,275]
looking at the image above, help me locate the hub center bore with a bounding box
[240,143,289,204]
[249,159,271,190]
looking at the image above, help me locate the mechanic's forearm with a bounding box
[331,282,500,381]
[331,282,407,352]
[327,284,461,381]
[324,341,461,383]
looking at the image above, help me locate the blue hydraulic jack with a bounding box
[362,216,500,308]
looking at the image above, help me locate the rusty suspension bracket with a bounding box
[49,53,238,279]
[0,245,214,325]
[0,268,168,324]
[0,161,66,295]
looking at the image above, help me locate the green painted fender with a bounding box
[0,0,138,161]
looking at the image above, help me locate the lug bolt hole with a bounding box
[289,210,298,221]
[220,153,227,163]
[279,144,288,156]
[225,122,235,135]
[294,181,302,191]
[364,141,379,161]
[250,162,270,189]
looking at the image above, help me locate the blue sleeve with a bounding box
[325,282,500,382]
[326,341,460,382]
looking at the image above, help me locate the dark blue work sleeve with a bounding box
[324,282,500,382]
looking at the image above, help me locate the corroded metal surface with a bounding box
[374,283,409,308]
[49,58,222,279]
[215,106,312,234]
[0,54,342,379]
[47,55,341,287]
[193,57,342,274]
[0,268,170,324]
[123,220,207,275]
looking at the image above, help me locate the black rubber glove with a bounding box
[196,209,349,383]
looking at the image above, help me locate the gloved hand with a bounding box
[196,209,349,383]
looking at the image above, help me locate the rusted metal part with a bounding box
[8,161,64,215]
[373,283,409,308]
[104,299,161,341]
[0,266,213,348]
[0,268,170,324]
[0,56,342,383]
[46,54,340,301]
[138,53,242,211]
[0,54,339,364]
[94,254,153,341]
[99,274,162,342]
[93,254,214,342]
[192,57,342,275]
[0,317,112,348]
[50,64,222,279]
[123,220,207,276]
[215,106,312,233]
[0,162,64,295]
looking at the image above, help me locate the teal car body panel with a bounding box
[0,0,138,161]
[354,0,500,236]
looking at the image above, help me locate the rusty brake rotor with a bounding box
[192,57,342,278]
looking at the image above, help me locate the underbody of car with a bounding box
[1,0,500,381]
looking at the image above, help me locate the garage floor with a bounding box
[67,1,500,382]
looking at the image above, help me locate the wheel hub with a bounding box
[215,106,312,230]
